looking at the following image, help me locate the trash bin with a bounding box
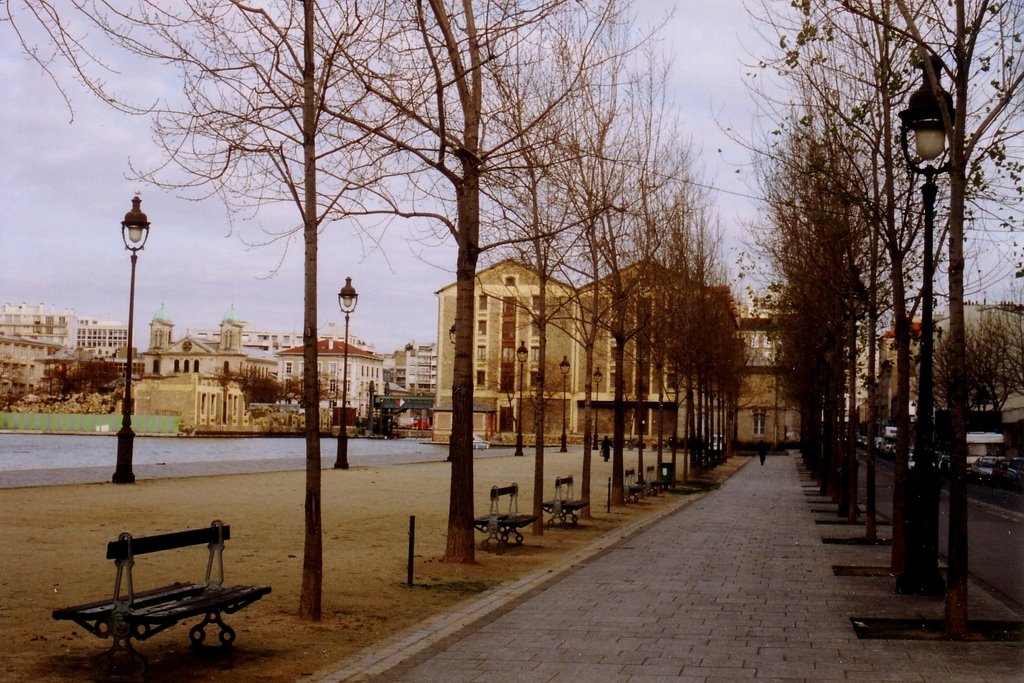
[659,462,675,488]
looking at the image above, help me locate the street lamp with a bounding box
[559,356,570,452]
[514,341,527,456]
[112,196,151,484]
[896,54,952,596]
[334,277,358,469]
[593,367,602,448]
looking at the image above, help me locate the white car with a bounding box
[472,434,490,449]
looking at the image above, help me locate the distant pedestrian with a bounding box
[757,441,768,466]
[601,435,611,462]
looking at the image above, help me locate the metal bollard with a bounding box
[407,515,415,586]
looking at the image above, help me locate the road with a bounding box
[855,455,1024,611]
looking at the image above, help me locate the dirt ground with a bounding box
[0,451,746,681]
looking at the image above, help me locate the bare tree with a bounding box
[320,0,632,561]
[39,1,384,621]
[832,0,1024,634]
[0,355,26,410]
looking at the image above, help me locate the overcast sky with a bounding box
[0,2,820,353]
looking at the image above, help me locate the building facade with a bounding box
[736,315,800,448]
[433,260,800,451]
[433,260,580,442]
[76,317,129,356]
[0,303,75,346]
[133,307,276,432]
[391,341,439,394]
[0,335,63,398]
[278,339,383,426]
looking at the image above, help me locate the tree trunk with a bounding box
[532,271,547,536]
[298,0,322,621]
[611,335,626,504]
[443,171,480,563]
[891,289,912,574]
[944,50,970,634]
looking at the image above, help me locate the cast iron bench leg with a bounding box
[189,610,236,647]
[95,618,148,676]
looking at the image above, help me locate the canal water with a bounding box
[0,433,457,472]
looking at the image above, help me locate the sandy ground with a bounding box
[0,450,745,681]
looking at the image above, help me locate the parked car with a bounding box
[472,434,490,450]
[967,456,1002,484]
[992,457,1024,491]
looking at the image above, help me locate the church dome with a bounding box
[223,305,240,323]
[153,306,172,323]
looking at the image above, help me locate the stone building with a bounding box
[0,335,63,398]
[278,339,384,427]
[433,259,578,443]
[433,259,801,450]
[133,306,276,432]
[736,314,800,448]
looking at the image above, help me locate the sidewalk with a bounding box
[320,452,1023,682]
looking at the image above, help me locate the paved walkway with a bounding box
[320,452,1023,682]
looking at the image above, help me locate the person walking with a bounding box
[601,435,611,462]
[757,440,768,466]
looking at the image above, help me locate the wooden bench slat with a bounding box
[106,526,231,559]
[52,583,204,620]
[128,585,271,624]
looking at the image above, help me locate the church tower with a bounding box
[149,306,174,351]
[219,306,244,353]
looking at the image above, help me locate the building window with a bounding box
[477,319,487,335]
[478,294,488,311]
[753,411,766,437]
[476,370,485,386]
[477,346,487,361]
[532,295,540,310]
[505,276,516,286]
[529,370,538,386]
[530,346,540,361]
[174,359,180,373]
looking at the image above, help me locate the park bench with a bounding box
[624,468,645,503]
[473,483,538,553]
[542,475,589,526]
[52,520,270,675]
[645,465,665,496]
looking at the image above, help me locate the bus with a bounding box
[966,432,1006,465]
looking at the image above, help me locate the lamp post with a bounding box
[593,367,602,448]
[896,54,952,596]
[514,341,527,456]
[112,196,151,484]
[559,356,570,452]
[334,277,358,469]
